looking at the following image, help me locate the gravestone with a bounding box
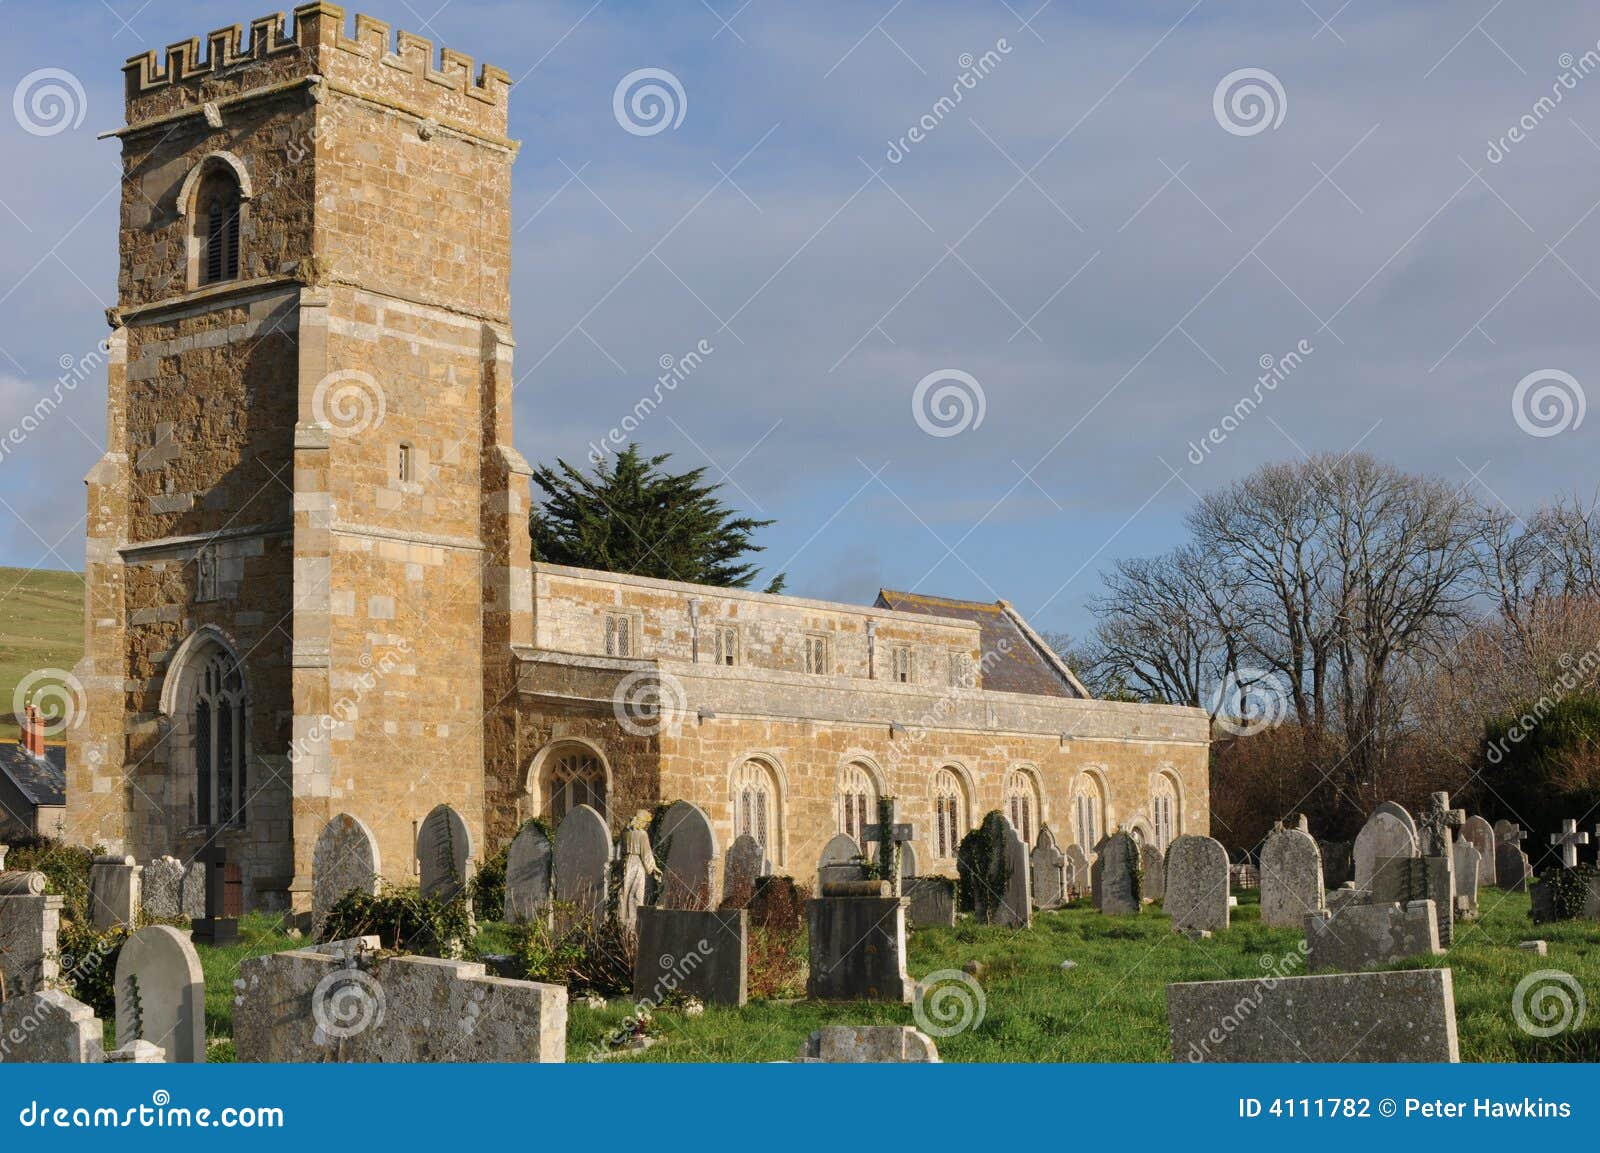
[817,833,865,888]
[796,1025,939,1063]
[1550,818,1590,868]
[1168,969,1459,1062]
[312,813,382,936]
[180,861,207,919]
[190,841,237,946]
[1495,822,1531,892]
[634,907,748,1006]
[234,949,566,1062]
[1164,834,1229,933]
[974,812,1030,927]
[417,804,471,903]
[1418,791,1465,947]
[1031,825,1066,910]
[1141,842,1166,901]
[114,924,205,1063]
[1304,900,1441,971]
[0,990,106,1063]
[1259,822,1324,928]
[1462,815,1497,886]
[900,842,919,880]
[1453,836,1481,919]
[904,876,956,927]
[553,804,612,923]
[656,800,719,909]
[1094,832,1141,915]
[141,857,186,920]
[1353,803,1418,891]
[1063,843,1090,898]
[806,882,915,1002]
[88,854,140,930]
[0,877,61,1000]
[723,834,768,903]
[504,821,554,925]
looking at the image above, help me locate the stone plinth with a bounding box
[806,895,914,1003]
[634,906,748,1007]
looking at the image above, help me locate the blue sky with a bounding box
[1,0,1597,637]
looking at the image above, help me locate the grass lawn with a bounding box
[193,889,1600,1062]
[0,566,83,740]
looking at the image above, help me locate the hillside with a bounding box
[0,567,83,741]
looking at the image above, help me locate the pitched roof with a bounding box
[872,590,1088,699]
[0,743,66,808]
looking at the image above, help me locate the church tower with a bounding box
[65,4,531,911]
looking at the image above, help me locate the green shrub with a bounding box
[53,918,128,1019]
[470,843,510,923]
[6,838,98,923]
[319,884,471,955]
[503,904,634,996]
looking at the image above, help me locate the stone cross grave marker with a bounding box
[1495,822,1531,892]
[1550,819,1590,869]
[190,840,237,946]
[859,798,913,897]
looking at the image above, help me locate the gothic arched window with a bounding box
[933,768,967,859]
[1152,772,1180,849]
[192,647,246,827]
[1072,772,1105,850]
[734,758,778,855]
[542,745,607,824]
[1005,769,1039,845]
[837,763,877,842]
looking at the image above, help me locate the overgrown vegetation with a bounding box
[319,883,472,955]
[501,905,635,996]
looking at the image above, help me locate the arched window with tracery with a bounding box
[1151,772,1179,849]
[734,758,778,856]
[1005,769,1039,845]
[837,763,877,842]
[542,745,607,824]
[194,167,241,285]
[933,768,967,859]
[1072,772,1104,850]
[191,646,246,827]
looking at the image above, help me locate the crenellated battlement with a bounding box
[122,4,510,137]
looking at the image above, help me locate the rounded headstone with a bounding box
[656,800,719,909]
[417,804,471,902]
[1094,832,1141,915]
[114,925,205,1063]
[1140,841,1166,901]
[1164,834,1230,932]
[554,804,612,921]
[1353,803,1419,889]
[1462,815,1497,886]
[723,833,769,903]
[504,821,555,924]
[1259,824,1323,928]
[312,813,382,934]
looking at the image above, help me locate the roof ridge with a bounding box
[878,587,1001,610]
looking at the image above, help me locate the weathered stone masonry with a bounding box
[67,5,1210,910]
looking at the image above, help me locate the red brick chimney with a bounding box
[19,705,43,757]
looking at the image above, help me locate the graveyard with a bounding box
[5,791,1599,1064]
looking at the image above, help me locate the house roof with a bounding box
[872,590,1088,699]
[0,743,66,808]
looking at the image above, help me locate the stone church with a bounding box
[64,5,1210,912]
